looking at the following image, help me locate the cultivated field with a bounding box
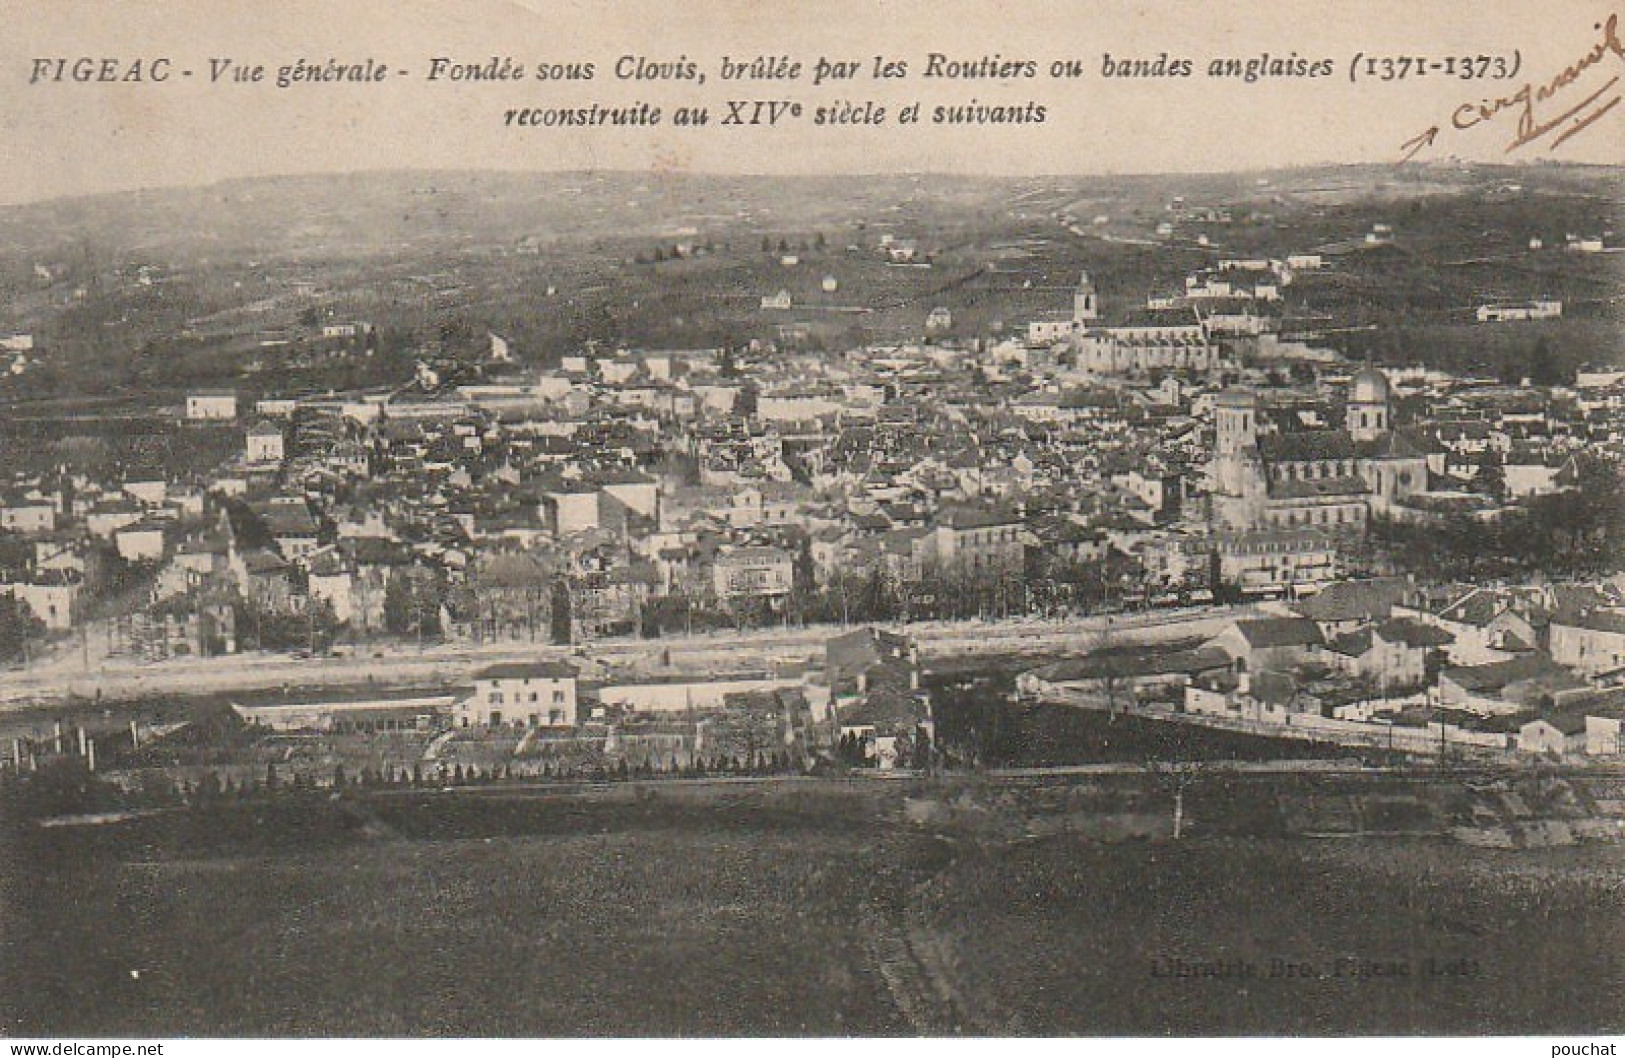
[3,775,1622,1037]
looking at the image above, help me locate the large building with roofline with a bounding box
[1208,367,1433,533]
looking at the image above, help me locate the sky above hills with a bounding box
[1,0,1623,206]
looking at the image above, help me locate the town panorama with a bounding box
[1,164,1623,1037]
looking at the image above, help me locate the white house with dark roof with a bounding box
[1184,668,1310,725]
[1564,688,1625,754]
[0,569,81,630]
[0,497,56,535]
[1549,607,1625,676]
[1503,450,1579,499]
[246,421,286,464]
[1403,585,1550,666]
[253,499,321,562]
[461,661,580,729]
[114,520,168,563]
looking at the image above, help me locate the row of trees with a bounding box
[0,742,832,821]
[638,552,1157,639]
[760,233,828,254]
[234,598,342,654]
[0,594,46,664]
[1369,453,1625,581]
[144,451,1624,657]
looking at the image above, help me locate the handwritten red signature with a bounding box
[1400,12,1625,160]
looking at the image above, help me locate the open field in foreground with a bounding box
[3,776,1622,1036]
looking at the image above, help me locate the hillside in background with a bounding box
[0,162,1616,407]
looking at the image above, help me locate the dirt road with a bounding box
[0,607,1253,707]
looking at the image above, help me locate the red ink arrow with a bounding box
[1398,125,1439,163]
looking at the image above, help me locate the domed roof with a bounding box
[1349,365,1391,405]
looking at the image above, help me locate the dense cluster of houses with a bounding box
[0,252,1617,667]
[225,625,934,771]
[1021,576,1625,760]
[0,203,1614,691]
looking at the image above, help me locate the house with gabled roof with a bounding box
[460,661,580,729]
[1549,606,1625,677]
[1415,586,1548,665]
[1517,712,1589,755]
[837,686,933,769]
[1503,449,1579,499]
[1436,652,1589,717]
[827,626,920,698]
[245,420,286,464]
[1185,668,1313,725]
[1206,616,1324,673]
[1324,617,1453,692]
[1291,576,1412,638]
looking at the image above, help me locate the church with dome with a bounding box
[1208,367,1434,534]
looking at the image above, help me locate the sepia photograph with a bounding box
[0,0,1622,1045]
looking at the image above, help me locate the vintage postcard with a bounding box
[0,0,1622,1047]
